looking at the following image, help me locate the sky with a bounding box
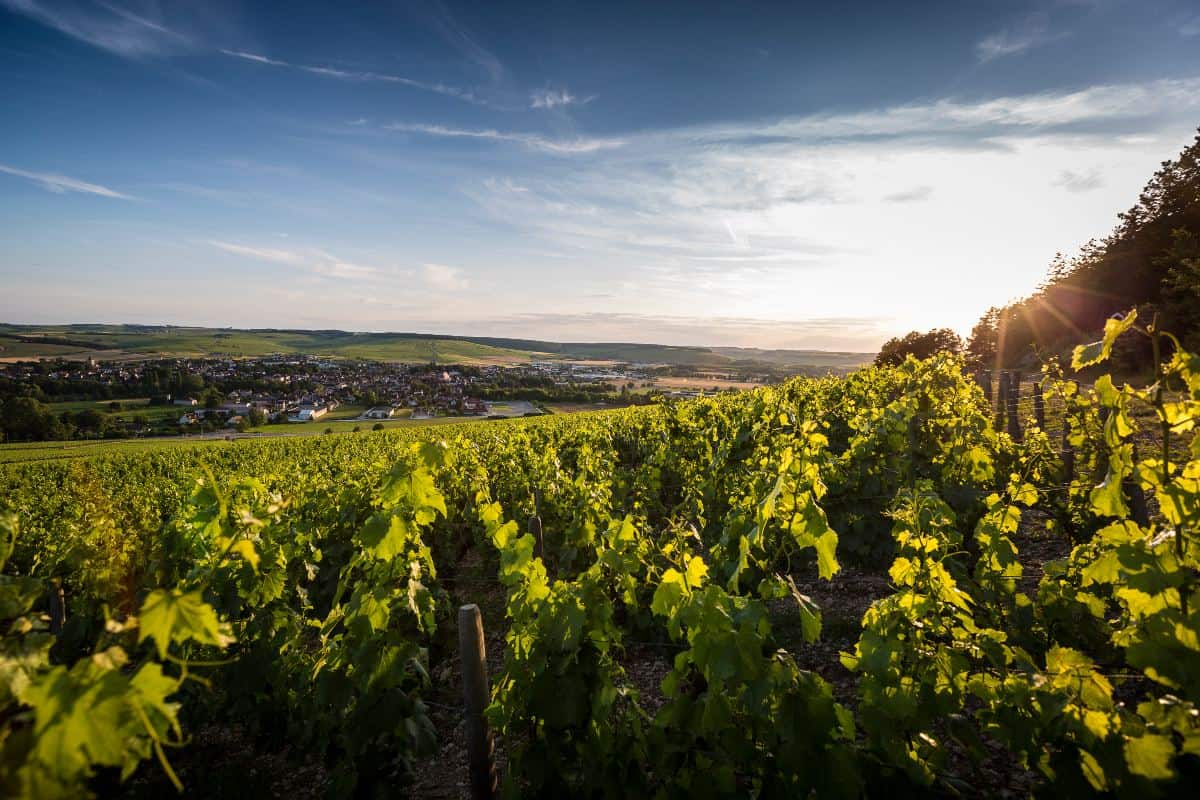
[1,0,1199,351]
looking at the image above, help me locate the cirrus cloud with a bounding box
[0,163,134,199]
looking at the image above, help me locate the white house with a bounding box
[363,407,395,420]
[288,404,328,422]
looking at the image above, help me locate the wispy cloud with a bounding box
[414,0,506,83]
[1180,16,1200,37]
[976,13,1061,62]
[530,88,591,109]
[220,49,285,66]
[697,77,1200,144]
[208,240,305,265]
[220,49,486,106]
[422,263,469,291]
[474,312,890,351]
[0,163,134,199]
[1052,168,1105,193]
[882,186,934,203]
[385,122,625,154]
[456,73,1200,343]
[1,0,189,57]
[207,240,396,280]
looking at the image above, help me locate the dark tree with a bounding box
[0,397,68,441]
[875,328,963,366]
[965,308,1001,369]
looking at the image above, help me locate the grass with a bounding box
[248,413,477,435]
[0,341,89,359]
[0,437,231,464]
[0,414,496,464]
[44,398,181,422]
[0,324,874,370]
[0,326,542,365]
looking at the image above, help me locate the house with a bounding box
[178,412,199,425]
[288,404,328,422]
[363,406,394,420]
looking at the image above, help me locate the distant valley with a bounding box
[0,323,871,372]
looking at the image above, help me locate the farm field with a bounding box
[2,313,1197,798]
[0,340,89,360]
[0,327,545,365]
[0,413,522,464]
[0,435,233,464]
[544,400,632,414]
[44,397,183,423]
[0,324,873,370]
[650,374,765,391]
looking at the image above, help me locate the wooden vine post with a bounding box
[1062,421,1075,486]
[996,371,1009,431]
[1125,444,1151,527]
[1097,406,1112,479]
[458,604,499,800]
[1006,372,1023,442]
[529,486,544,561]
[48,578,66,636]
[1032,378,1045,430]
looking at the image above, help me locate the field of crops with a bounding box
[1,311,1197,798]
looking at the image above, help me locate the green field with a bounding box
[44,397,182,422]
[0,436,230,464]
[0,340,88,359]
[0,413,503,464]
[0,324,872,370]
[0,326,541,365]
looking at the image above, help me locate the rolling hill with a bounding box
[0,324,871,371]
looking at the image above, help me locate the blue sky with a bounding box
[1,0,1199,350]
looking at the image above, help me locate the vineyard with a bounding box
[1,309,1198,798]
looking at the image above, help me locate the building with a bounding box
[363,407,394,420]
[173,397,198,406]
[288,404,328,422]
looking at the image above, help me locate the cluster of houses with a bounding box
[163,365,498,427]
[173,394,341,427]
[528,361,647,384]
[3,353,657,433]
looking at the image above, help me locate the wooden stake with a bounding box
[1125,444,1151,527]
[458,604,498,800]
[529,513,544,561]
[996,372,1008,430]
[1062,422,1075,486]
[48,579,66,636]
[1007,372,1022,442]
[982,370,993,407]
[1033,379,1045,430]
[530,485,544,560]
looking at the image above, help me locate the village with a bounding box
[0,354,730,440]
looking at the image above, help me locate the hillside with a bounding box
[0,326,546,365]
[0,324,872,370]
